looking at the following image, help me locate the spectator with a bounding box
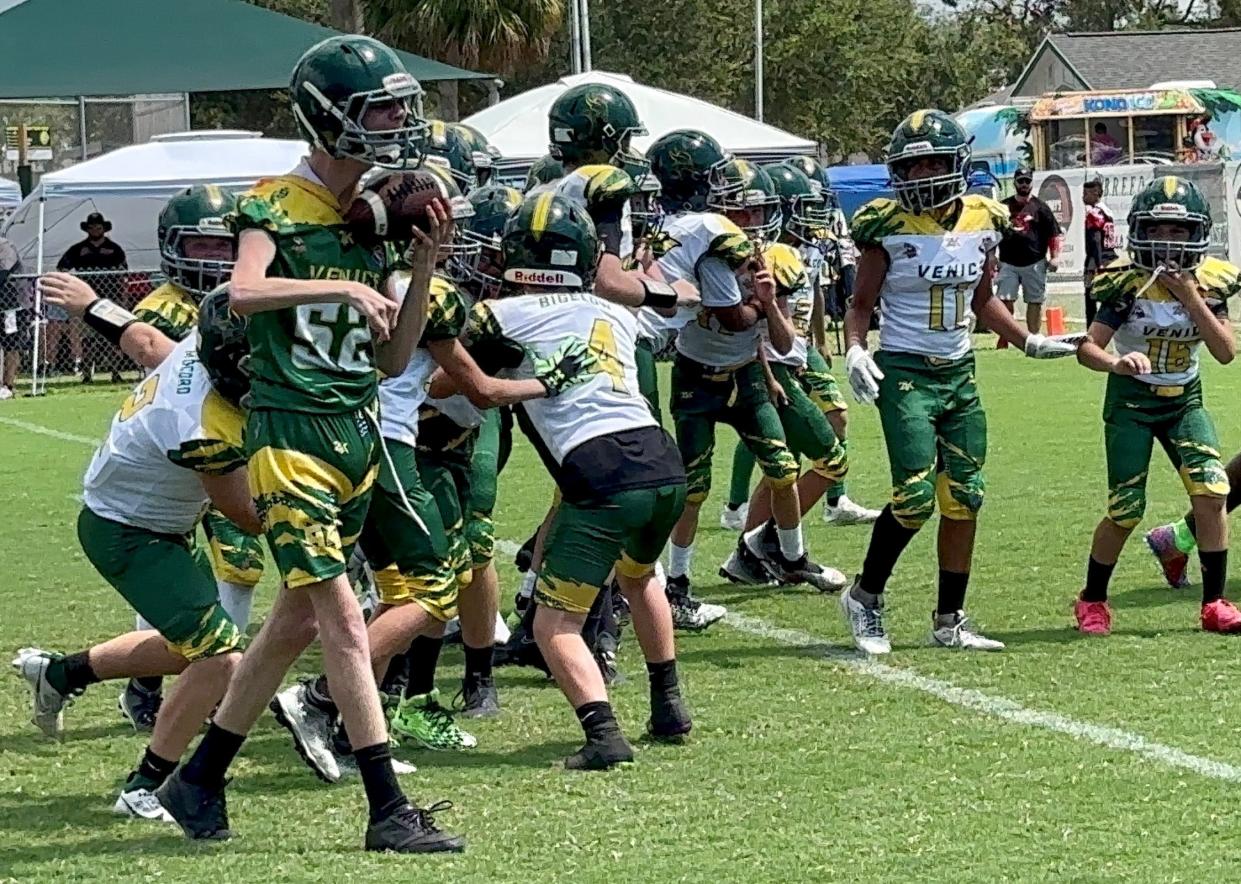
[1082,177,1116,326]
[56,212,127,382]
[0,233,30,399]
[996,166,1061,342]
[1091,122,1123,165]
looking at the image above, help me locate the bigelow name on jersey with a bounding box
[470,291,655,464]
[83,337,246,536]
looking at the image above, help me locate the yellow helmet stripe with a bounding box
[1162,176,1179,198]
[910,109,929,131]
[205,184,224,207]
[530,192,555,240]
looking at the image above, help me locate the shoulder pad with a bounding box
[1195,257,1241,301]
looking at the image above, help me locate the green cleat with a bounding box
[389,689,478,751]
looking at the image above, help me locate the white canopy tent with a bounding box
[464,71,817,177]
[0,177,20,210]
[2,131,310,269]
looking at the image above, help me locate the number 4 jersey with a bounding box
[82,337,247,536]
[851,194,1010,360]
[1092,256,1239,387]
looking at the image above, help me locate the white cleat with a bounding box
[931,611,1005,651]
[719,503,748,531]
[838,584,891,655]
[339,755,418,778]
[269,681,341,783]
[11,647,73,737]
[823,496,882,526]
[113,787,175,822]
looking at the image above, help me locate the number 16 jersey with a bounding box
[851,194,1009,360]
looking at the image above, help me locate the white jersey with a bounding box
[420,277,485,432]
[1093,256,1239,387]
[528,164,635,258]
[467,292,655,464]
[760,242,813,367]
[851,195,1009,360]
[82,337,246,536]
[655,213,758,368]
[377,274,454,448]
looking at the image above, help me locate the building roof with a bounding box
[1018,28,1241,94]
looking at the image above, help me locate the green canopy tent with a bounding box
[0,0,490,98]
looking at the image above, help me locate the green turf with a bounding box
[4,350,1241,882]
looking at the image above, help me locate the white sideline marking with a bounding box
[8,423,1241,783]
[0,416,97,446]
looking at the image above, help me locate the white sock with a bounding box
[218,580,254,630]
[136,614,154,631]
[776,525,804,560]
[519,570,537,600]
[668,542,694,579]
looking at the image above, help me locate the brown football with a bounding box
[343,168,450,243]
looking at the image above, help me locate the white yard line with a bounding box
[9,424,1241,783]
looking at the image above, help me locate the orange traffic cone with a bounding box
[1046,305,1066,335]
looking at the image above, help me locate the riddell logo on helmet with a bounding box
[504,268,583,287]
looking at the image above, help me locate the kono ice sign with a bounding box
[1081,94,1156,114]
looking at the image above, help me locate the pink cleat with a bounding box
[1074,596,1112,636]
[1201,599,1241,634]
[1144,525,1190,589]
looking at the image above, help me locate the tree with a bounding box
[363,1,566,121]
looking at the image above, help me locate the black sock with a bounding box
[305,674,338,717]
[463,643,494,682]
[405,635,444,699]
[575,700,621,742]
[134,745,177,788]
[353,741,407,823]
[859,506,920,595]
[646,659,679,696]
[1200,549,1228,605]
[936,570,970,616]
[1081,556,1115,603]
[180,722,246,789]
[1184,512,1198,539]
[134,676,163,693]
[45,650,100,696]
[827,493,842,506]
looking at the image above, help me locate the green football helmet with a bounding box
[620,147,662,244]
[1127,175,1212,271]
[157,184,238,298]
[763,163,829,246]
[289,35,428,168]
[455,184,523,297]
[648,128,731,213]
[424,120,477,192]
[707,159,781,242]
[195,286,250,406]
[547,82,647,170]
[501,192,601,292]
[524,154,565,193]
[885,109,971,214]
[784,155,825,186]
[453,123,502,186]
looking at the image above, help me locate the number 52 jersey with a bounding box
[851,194,1009,360]
[82,337,247,536]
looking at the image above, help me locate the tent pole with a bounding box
[31,196,44,397]
[754,0,764,122]
[580,0,592,72]
[78,96,87,160]
[183,93,191,131]
[569,0,582,74]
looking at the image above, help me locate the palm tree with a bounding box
[364,0,565,121]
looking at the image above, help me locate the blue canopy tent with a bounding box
[826,164,892,221]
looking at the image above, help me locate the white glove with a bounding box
[845,344,884,404]
[1024,332,1086,359]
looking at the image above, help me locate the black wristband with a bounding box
[640,278,678,309]
[84,298,138,346]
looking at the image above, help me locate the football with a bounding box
[343,168,450,243]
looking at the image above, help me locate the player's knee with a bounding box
[891,473,936,529]
[1107,487,1145,530]
[937,472,983,521]
[759,447,799,489]
[810,442,848,484]
[1181,459,1230,500]
[164,602,243,663]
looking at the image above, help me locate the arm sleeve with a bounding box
[590,197,625,257]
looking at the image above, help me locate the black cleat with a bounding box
[156,769,231,841]
[563,733,635,771]
[365,802,466,853]
[593,633,621,686]
[118,679,162,733]
[457,676,500,718]
[647,692,693,742]
[665,575,727,631]
[513,532,538,573]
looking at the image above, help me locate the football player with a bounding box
[452,122,502,186]
[1074,177,1240,635]
[13,285,254,822]
[423,120,477,192]
[841,109,1076,655]
[647,130,843,605]
[463,192,690,769]
[119,184,266,735]
[524,154,564,192]
[157,36,463,853]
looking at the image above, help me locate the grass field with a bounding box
[4,349,1241,882]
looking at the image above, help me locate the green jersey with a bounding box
[229,163,405,414]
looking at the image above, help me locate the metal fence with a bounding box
[1,269,163,395]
